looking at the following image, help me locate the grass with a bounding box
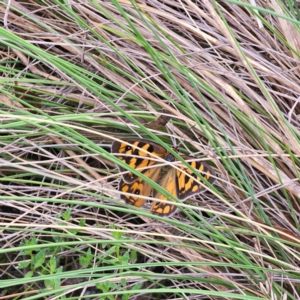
[0,0,299,299]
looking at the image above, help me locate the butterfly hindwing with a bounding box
[112,139,167,183]
[150,168,177,216]
[120,166,161,208]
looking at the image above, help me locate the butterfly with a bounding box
[111,139,215,216]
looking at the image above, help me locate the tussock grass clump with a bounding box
[0,1,299,299]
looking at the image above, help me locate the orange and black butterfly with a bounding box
[112,139,215,216]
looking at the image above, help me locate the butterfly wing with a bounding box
[120,166,161,208]
[150,168,177,216]
[111,139,167,183]
[176,158,215,199]
[150,158,215,216]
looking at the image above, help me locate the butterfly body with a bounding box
[112,139,215,216]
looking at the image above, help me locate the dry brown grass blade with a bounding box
[270,0,300,58]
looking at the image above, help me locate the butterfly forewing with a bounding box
[112,139,167,183]
[176,159,215,199]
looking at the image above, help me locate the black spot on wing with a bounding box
[147,144,154,152]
